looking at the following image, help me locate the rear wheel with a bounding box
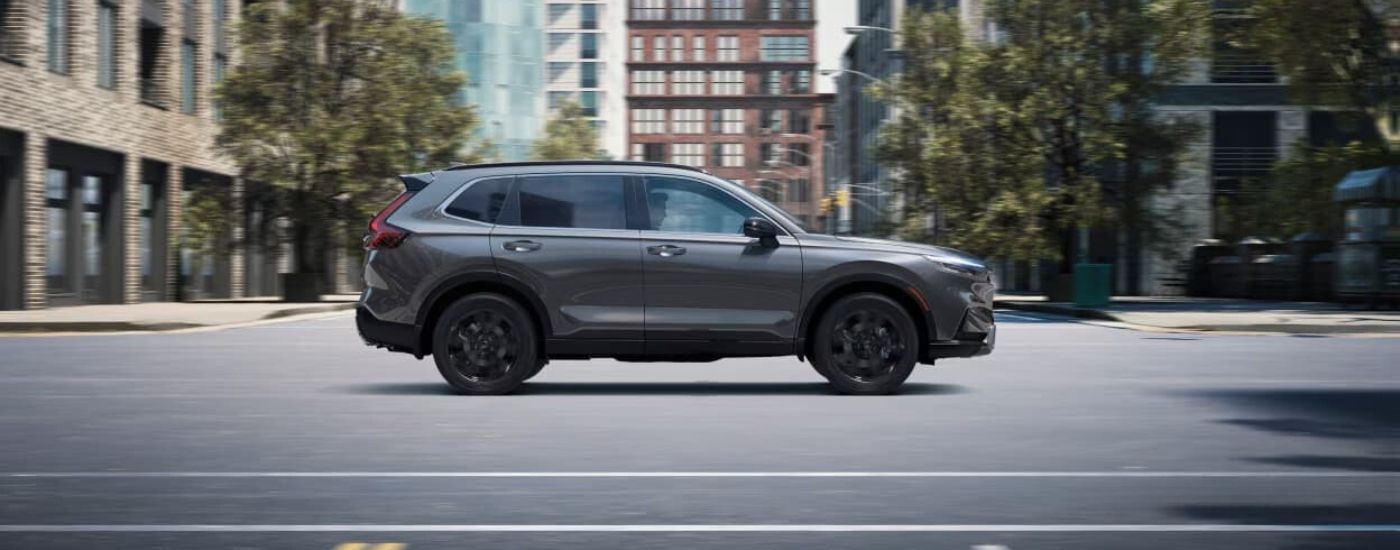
[432,293,539,395]
[810,293,919,395]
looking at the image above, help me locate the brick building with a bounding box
[0,0,252,310]
[625,0,827,229]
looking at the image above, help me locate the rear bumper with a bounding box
[356,306,419,356]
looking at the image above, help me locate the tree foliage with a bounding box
[531,100,604,160]
[215,0,482,273]
[1246,0,1399,136]
[876,0,1209,263]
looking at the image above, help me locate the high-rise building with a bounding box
[544,0,627,158]
[404,0,545,161]
[625,0,828,229]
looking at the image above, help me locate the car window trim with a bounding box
[436,175,516,226]
[638,174,790,237]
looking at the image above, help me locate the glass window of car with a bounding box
[518,174,627,230]
[444,177,511,223]
[644,176,762,234]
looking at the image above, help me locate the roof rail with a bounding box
[442,160,707,173]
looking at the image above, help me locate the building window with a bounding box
[715,143,744,167]
[760,109,783,133]
[581,3,598,29]
[633,0,665,20]
[762,70,782,95]
[788,69,811,93]
[631,35,644,61]
[794,0,811,19]
[788,108,811,133]
[580,62,598,88]
[212,54,227,119]
[671,143,704,167]
[671,108,703,133]
[632,109,666,134]
[47,0,69,73]
[761,35,809,61]
[786,177,810,203]
[671,35,684,61]
[580,91,598,117]
[671,70,705,95]
[632,70,666,94]
[653,35,665,61]
[692,35,705,62]
[549,91,574,109]
[139,6,166,106]
[670,0,703,20]
[632,142,666,161]
[787,143,810,166]
[581,33,598,59]
[712,0,743,20]
[716,35,739,61]
[767,0,782,20]
[711,70,744,95]
[97,0,118,88]
[711,108,744,133]
[181,41,197,114]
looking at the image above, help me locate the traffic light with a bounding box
[819,197,833,215]
[835,189,850,208]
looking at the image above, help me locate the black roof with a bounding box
[443,160,706,173]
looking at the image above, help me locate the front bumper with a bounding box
[923,305,995,361]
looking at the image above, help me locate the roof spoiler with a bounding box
[398,172,435,193]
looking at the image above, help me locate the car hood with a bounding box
[799,234,986,267]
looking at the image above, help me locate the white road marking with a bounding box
[4,471,1399,479]
[0,524,1395,533]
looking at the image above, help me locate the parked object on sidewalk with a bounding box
[1334,167,1400,306]
[1073,263,1111,308]
[356,161,997,395]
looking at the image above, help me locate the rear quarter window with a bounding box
[444,177,511,223]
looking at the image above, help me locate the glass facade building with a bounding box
[405,0,545,161]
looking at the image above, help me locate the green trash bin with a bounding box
[1074,263,1112,308]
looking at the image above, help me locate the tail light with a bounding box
[364,192,413,250]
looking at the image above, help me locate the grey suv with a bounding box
[357,161,994,395]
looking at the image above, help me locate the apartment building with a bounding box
[625,0,827,228]
[544,0,627,158]
[0,0,248,310]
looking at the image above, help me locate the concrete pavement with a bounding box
[0,311,1396,549]
[0,295,359,334]
[997,295,1400,336]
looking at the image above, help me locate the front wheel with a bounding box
[810,293,919,395]
[432,293,540,395]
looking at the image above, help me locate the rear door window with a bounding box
[444,177,511,223]
[517,174,628,230]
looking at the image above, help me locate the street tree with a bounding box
[215,0,482,298]
[877,0,1208,279]
[531,100,604,160]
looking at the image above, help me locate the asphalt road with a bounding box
[0,311,1397,549]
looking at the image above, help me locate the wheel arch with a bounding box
[415,272,551,360]
[798,275,933,361]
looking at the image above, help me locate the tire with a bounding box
[810,292,919,395]
[432,293,540,395]
[521,361,546,382]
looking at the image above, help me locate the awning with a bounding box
[1334,166,1400,203]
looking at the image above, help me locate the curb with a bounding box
[0,303,355,334]
[995,300,1400,337]
[994,300,1118,322]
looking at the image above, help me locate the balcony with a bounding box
[1211,146,1277,177]
[1210,51,1277,84]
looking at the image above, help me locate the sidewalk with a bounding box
[0,295,359,334]
[995,294,1400,336]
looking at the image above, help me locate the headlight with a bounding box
[923,254,985,277]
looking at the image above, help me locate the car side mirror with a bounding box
[743,218,779,247]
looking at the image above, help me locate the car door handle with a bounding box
[647,244,686,257]
[502,240,542,252]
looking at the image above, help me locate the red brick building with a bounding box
[625,0,827,229]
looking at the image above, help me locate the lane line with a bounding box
[4,471,1399,479]
[0,524,1396,533]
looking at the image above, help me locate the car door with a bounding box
[639,175,803,354]
[490,173,644,353]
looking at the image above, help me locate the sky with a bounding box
[815,0,859,93]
